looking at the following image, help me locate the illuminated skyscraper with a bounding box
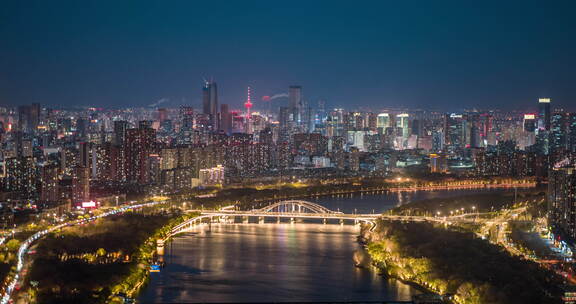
[444,113,466,152]
[202,80,219,129]
[549,164,576,239]
[523,114,536,132]
[289,85,302,123]
[522,114,537,149]
[396,113,409,148]
[538,98,551,131]
[377,113,390,133]
[550,111,567,156]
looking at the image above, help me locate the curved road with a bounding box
[0,200,167,304]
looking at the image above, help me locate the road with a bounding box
[0,200,167,304]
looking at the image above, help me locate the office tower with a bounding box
[113,120,129,146]
[30,103,40,132]
[278,106,291,143]
[549,164,576,239]
[536,98,551,155]
[523,114,536,132]
[17,105,31,133]
[469,125,481,149]
[522,114,537,149]
[202,80,219,129]
[220,104,232,134]
[124,122,156,184]
[289,85,302,123]
[72,166,90,203]
[444,113,466,152]
[41,164,60,202]
[16,105,39,134]
[479,112,493,145]
[377,113,390,134]
[396,113,409,148]
[550,111,567,155]
[538,98,551,131]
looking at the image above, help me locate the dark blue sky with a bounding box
[1,1,575,111]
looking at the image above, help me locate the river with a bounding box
[138,188,510,303]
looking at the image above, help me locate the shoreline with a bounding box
[246,181,538,207]
[121,183,537,303]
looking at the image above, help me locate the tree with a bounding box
[6,239,20,252]
[97,248,107,257]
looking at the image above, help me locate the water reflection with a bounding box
[139,223,418,303]
[309,188,508,214]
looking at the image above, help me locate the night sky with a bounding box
[1,1,575,111]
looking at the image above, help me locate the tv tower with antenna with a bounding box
[244,86,253,133]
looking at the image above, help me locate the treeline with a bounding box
[366,221,563,304]
[388,189,545,216]
[26,213,172,304]
[188,177,532,211]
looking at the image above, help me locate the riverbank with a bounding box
[193,177,537,210]
[107,211,200,303]
[362,220,564,304]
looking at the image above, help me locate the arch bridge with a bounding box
[171,200,377,236]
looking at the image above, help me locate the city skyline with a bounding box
[3,2,576,303]
[2,1,576,110]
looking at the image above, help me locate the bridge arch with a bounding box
[256,200,339,214]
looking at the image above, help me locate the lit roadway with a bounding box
[0,200,167,304]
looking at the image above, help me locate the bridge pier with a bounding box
[277,216,280,223]
[290,217,295,223]
[339,219,344,225]
[243,216,249,224]
[258,216,264,224]
[323,218,327,224]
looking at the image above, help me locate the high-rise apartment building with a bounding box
[124,122,156,184]
[72,166,90,203]
[549,164,576,239]
[40,164,60,203]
